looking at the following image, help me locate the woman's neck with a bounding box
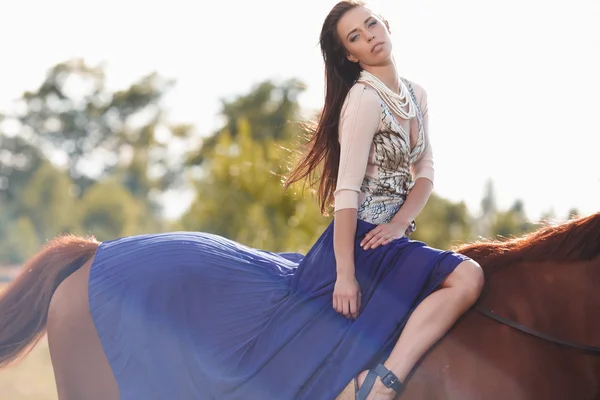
[362,60,399,94]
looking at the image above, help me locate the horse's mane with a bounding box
[453,212,600,269]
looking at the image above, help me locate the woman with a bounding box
[284,1,484,398]
[0,2,483,400]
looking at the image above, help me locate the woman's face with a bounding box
[336,6,392,68]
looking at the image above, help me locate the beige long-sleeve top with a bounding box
[333,78,433,225]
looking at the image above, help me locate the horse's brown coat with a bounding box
[337,213,600,400]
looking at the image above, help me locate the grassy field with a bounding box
[0,280,58,400]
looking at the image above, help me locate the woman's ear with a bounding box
[346,52,359,63]
[383,19,391,34]
[376,13,391,34]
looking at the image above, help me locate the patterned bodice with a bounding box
[357,79,426,231]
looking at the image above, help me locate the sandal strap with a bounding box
[355,369,378,400]
[355,364,404,399]
[374,364,404,393]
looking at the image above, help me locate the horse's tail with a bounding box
[0,234,99,368]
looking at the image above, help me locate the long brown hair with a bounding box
[0,234,99,368]
[284,0,365,215]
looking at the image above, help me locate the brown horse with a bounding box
[337,211,600,400]
[1,212,599,399]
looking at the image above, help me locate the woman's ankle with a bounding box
[382,360,410,384]
[356,369,398,398]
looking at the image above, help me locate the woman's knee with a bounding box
[446,259,484,302]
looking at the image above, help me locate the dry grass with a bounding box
[0,282,58,400]
[0,338,57,400]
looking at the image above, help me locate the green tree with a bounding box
[481,178,497,216]
[0,130,45,205]
[475,178,497,237]
[10,58,193,212]
[21,161,79,242]
[0,161,76,262]
[487,200,537,239]
[78,180,151,241]
[181,120,329,253]
[188,78,307,166]
[0,59,196,263]
[412,194,473,249]
[566,207,580,220]
[182,78,329,253]
[0,217,40,264]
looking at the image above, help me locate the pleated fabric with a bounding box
[88,218,470,399]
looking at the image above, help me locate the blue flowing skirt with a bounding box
[88,219,470,399]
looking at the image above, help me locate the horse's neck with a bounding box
[481,256,600,347]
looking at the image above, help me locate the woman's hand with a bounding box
[333,273,361,319]
[360,221,408,250]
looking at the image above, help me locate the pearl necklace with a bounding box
[357,70,416,120]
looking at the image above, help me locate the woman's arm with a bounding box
[391,86,434,229]
[333,84,381,277]
[390,178,433,228]
[334,209,358,276]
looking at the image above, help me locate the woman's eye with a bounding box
[349,20,376,42]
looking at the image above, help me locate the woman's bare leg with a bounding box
[357,259,484,399]
[47,260,119,400]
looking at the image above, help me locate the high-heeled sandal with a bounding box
[354,364,404,400]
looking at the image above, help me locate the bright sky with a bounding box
[2,0,599,221]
